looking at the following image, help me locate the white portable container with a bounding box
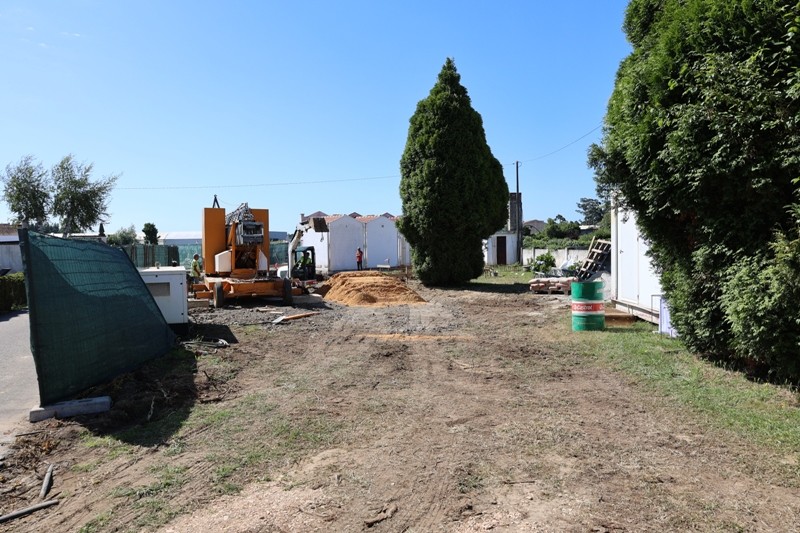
[139,266,188,325]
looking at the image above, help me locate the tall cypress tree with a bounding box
[398,58,508,286]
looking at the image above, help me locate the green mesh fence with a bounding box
[177,244,202,271]
[19,230,176,406]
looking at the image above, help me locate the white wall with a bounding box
[611,208,663,312]
[0,243,22,273]
[328,216,365,272]
[365,216,398,267]
[522,248,589,269]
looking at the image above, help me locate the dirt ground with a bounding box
[1,272,799,532]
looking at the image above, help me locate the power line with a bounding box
[117,125,603,190]
[507,124,603,167]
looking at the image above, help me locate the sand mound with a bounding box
[317,271,425,306]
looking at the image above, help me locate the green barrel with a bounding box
[571,281,605,331]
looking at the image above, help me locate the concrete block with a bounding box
[188,298,210,309]
[29,396,112,422]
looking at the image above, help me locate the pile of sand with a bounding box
[316,271,425,307]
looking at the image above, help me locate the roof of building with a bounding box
[0,223,19,237]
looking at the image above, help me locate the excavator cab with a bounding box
[291,246,316,281]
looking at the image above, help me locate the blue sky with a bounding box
[0,1,632,236]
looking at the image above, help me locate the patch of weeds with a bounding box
[164,436,187,456]
[113,464,188,500]
[237,393,279,417]
[200,354,238,382]
[217,481,243,495]
[455,464,485,494]
[78,511,112,533]
[109,464,188,530]
[185,404,237,433]
[72,460,101,473]
[80,432,134,459]
[211,460,244,494]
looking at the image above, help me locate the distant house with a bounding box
[298,212,410,273]
[523,219,546,235]
[0,224,22,273]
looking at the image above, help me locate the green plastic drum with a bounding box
[571,281,605,331]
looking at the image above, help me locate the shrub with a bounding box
[721,233,800,381]
[532,252,556,272]
[0,272,27,313]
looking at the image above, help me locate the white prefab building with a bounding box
[301,215,364,273]
[611,207,663,324]
[299,213,410,273]
[363,215,410,269]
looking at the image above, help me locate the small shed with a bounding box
[485,231,520,266]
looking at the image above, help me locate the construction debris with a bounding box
[271,312,320,324]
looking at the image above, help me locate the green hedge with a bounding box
[0,273,27,313]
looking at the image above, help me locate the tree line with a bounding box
[2,154,160,245]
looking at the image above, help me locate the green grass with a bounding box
[80,432,134,459]
[472,265,532,284]
[77,512,112,533]
[177,391,341,494]
[577,320,800,453]
[111,464,189,530]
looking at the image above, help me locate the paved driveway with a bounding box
[0,311,39,453]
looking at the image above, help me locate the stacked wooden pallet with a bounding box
[529,276,577,294]
[576,237,612,281]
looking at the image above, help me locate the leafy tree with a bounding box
[142,222,159,245]
[1,155,51,227]
[575,198,605,225]
[589,0,800,377]
[51,154,118,235]
[398,58,509,285]
[544,215,580,240]
[107,224,138,246]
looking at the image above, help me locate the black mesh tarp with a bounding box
[19,230,176,405]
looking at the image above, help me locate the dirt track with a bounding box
[1,273,798,532]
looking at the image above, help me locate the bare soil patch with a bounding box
[1,277,798,532]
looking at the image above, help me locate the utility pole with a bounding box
[516,161,522,266]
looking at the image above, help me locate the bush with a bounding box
[721,234,800,381]
[0,272,27,313]
[531,252,556,272]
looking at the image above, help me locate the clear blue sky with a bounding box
[0,1,632,236]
